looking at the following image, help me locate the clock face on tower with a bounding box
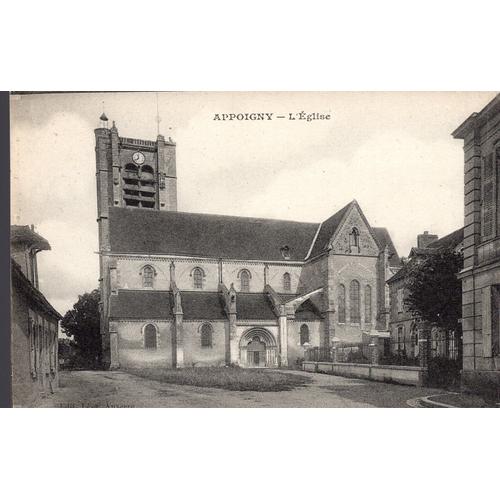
[132,151,145,165]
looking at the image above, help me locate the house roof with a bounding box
[426,227,464,252]
[11,225,51,250]
[109,290,174,319]
[452,93,500,139]
[108,207,318,261]
[11,259,61,320]
[387,227,464,285]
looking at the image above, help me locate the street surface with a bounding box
[35,369,446,408]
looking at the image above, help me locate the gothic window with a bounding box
[349,280,361,323]
[142,265,155,288]
[300,324,310,345]
[338,284,346,323]
[144,324,157,349]
[365,284,372,324]
[283,272,291,291]
[349,227,360,251]
[240,269,251,292]
[193,267,204,289]
[201,323,213,348]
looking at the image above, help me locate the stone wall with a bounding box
[11,286,59,407]
[115,320,174,368]
[182,320,228,367]
[456,97,500,389]
[113,256,302,294]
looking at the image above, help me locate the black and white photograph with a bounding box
[9,91,500,408]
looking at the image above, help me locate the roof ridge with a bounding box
[110,206,318,226]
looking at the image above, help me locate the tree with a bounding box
[61,289,101,368]
[404,249,462,331]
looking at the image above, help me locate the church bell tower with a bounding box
[94,114,178,368]
[94,114,177,214]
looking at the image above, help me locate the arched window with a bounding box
[283,272,291,291]
[142,265,155,288]
[349,280,360,323]
[338,284,346,323]
[300,324,310,345]
[125,163,139,174]
[193,267,204,289]
[201,323,213,348]
[140,165,155,181]
[240,269,251,292]
[144,324,157,349]
[365,284,372,324]
[349,227,360,251]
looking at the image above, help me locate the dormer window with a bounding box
[280,245,291,260]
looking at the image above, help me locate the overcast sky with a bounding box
[10,91,498,317]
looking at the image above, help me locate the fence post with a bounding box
[369,335,379,365]
[418,328,430,368]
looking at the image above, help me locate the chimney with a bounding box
[417,230,438,249]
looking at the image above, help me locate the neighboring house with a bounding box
[94,117,400,369]
[453,93,500,391]
[387,228,463,362]
[11,225,61,406]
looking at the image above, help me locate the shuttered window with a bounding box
[496,148,500,237]
[482,152,495,240]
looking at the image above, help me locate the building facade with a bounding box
[95,117,400,370]
[387,229,463,362]
[11,226,61,406]
[453,93,500,391]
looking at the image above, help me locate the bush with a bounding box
[427,357,461,388]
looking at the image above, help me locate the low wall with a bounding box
[303,361,426,387]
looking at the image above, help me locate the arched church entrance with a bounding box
[239,328,278,368]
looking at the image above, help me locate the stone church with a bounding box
[95,115,400,369]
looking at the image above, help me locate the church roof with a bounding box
[108,207,318,261]
[372,227,401,267]
[294,299,323,320]
[308,202,352,258]
[236,293,277,320]
[181,292,226,320]
[109,290,174,319]
[108,203,399,264]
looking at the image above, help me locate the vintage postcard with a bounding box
[9,91,500,407]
